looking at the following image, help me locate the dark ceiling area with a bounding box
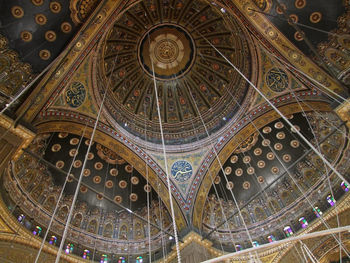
[264,0,345,56]
[0,0,98,73]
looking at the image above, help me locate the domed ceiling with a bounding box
[3,132,174,257]
[95,0,255,146]
[202,111,350,249]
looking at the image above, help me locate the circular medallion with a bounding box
[94,162,103,170]
[310,12,322,23]
[243,156,251,164]
[290,140,300,148]
[105,180,114,188]
[67,174,74,182]
[295,0,306,9]
[69,149,78,157]
[274,143,283,151]
[35,14,47,25]
[70,138,79,145]
[119,180,127,189]
[45,30,57,42]
[93,176,101,184]
[226,181,234,190]
[11,6,24,18]
[20,31,32,42]
[87,152,94,160]
[214,176,221,184]
[283,154,292,163]
[39,49,51,60]
[235,168,243,177]
[262,139,271,147]
[267,152,275,160]
[96,193,104,200]
[32,0,44,6]
[224,166,232,175]
[61,22,72,33]
[243,181,251,190]
[58,132,68,138]
[110,168,118,176]
[130,193,138,202]
[80,186,88,193]
[51,144,61,152]
[257,176,265,184]
[56,161,64,169]
[276,131,285,140]
[263,126,272,134]
[247,167,255,175]
[50,2,61,13]
[73,160,82,168]
[257,160,266,168]
[125,164,133,173]
[65,82,86,108]
[85,140,93,146]
[254,148,262,156]
[271,166,279,174]
[131,176,139,185]
[275,122,284,129]
[291,125,300,133]
[266,68,288,92]
[230,155,239,164]
[294,31,304,41]
[144,184,151,192]
[171,160,193,182]
[138,24,195,80]
[83,169,90,177]
[114,195,122,204]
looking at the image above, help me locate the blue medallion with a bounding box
[266,68,288,92]
[171,160,193,182]
[65,81,86,108]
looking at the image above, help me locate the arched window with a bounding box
[283,226,293,237]
[65,243,74,254]
[49,235,57,245]
[83,249,91,259]
[33,226,42,236]
[17,214,25,223]
[100,254,108,263]
[136,256,143,263]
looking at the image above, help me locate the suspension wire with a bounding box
[195,20,350,255]
[144,102,152,262]
[148,33,182,262]
[216,70,350,259]
[34,126,88,263]
[247,8,342,38]
[53,37,119,263]
[183,80,261,262]
[197,30,350,188]
[213,0,348,105]
[267,56,347,261]
[187,111,235,255]
[300,241,320,263]
[294,242,307,263]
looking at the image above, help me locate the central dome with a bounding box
[96,0,256,148]
[139,24,195,80]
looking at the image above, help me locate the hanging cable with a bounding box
[148,34,182,262]
[197,30,350,188]
[53,40,119,263]
[184,79,261,262]
[34,126,87,263]
[144,103,152,262]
